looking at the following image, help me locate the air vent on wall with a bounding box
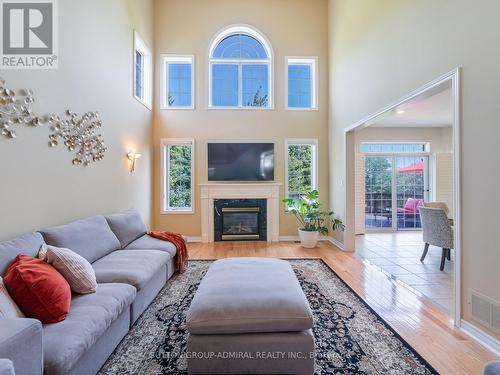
[470,289,500,334]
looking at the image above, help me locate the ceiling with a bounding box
[368,81,452,128]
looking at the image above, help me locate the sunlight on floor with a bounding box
[356,232,454,314]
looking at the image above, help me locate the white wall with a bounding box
[328,0,500,339]
[0,0,154,240]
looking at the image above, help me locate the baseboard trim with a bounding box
[278,235,346,251]
[325,236,346,251]
[461,320,500,356]
[279,236,300,242]
[185,236,202,243]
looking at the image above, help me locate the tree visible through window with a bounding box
[286,141,317,203]
[163,139,194,212]
[209,27,272,108]
[161,55,194,109]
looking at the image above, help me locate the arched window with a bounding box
[209,25,273,108]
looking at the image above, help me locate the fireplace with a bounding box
[214,199,267,241]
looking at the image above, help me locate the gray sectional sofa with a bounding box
[0,209,177,375]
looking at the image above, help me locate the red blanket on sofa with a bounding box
[148,231,188,273]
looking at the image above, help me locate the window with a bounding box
[133,31,152,109]
[285,139,318,205]
[360,143,429,153]
[209,25,273,108]
[286,57,317,110]
[161,139,195,213]
[160,55,195,109]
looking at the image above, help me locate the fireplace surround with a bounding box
[200,183,280,242]
[214,199,267,241]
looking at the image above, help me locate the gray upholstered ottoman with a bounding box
[186,257,314,375]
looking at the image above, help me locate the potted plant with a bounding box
[283,190,345,248]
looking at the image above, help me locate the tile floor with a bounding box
[356,231,454,314]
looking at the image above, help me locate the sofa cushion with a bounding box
[42,283,136,375]
[0,359,15,375]
[92,250,170,290]
[0,276,24,318]
[125,234,177,258]
[40,216,120,263]
[187,257,314,334]
[38,244,97,294]
[0,232,44,276]
[105,209,147,249]
[4,255,71,324]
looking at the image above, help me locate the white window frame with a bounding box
[208,24,274,110]
[284,138,319,210]
[161,138,195,214]
[133,31,152,110]
[360,142,430,153]
[285,57,318,111]
[160,55,195,110]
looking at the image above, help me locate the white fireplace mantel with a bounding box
[200,183,281,243]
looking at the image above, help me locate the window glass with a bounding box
[209,28,272,108]
[360,143,427,153]
[164,142,193,212]
[168,63,192,107]
[212,34,268,59]
[286,141,317,205]
[135,51,143,99]
[242,64,269,107]
[288,64,311,108]
[211,64,238,107]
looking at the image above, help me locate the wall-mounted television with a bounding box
[208,143,274,181]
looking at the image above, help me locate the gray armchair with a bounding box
[419,207,454,271]
[484,361,500,375]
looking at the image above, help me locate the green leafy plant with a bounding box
[283,190,345,234]
[246,87,268,107]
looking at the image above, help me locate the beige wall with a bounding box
[153,0,329,237]
[328,0,500,338]
[0,0,154,240]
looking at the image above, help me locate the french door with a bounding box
[365,155,429,231]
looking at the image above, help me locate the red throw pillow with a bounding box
[3,254,71,324]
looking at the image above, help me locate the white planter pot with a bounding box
[298,228,319,248]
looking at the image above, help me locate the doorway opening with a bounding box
[344,69,460,323]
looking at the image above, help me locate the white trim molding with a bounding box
[160,138,195,214]
[278,235,346,251]
[285,56,318,111]
[461,320,500,356]
[207,24,274,109]
[284,138,319,207]
[343,68,462,326]
[200,183,280,243]
[160,54,195,110]
[133,30,152,110]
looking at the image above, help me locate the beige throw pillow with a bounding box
[0,276,25,318]
[38,244,97,294]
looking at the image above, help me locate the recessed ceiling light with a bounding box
[396,109,405,115]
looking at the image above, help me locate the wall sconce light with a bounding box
[127,151,142,173]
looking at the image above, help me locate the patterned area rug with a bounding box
[99,260,438,374]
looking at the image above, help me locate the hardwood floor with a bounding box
[188,240,499,375]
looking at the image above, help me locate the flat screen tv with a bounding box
[208,143,274,181]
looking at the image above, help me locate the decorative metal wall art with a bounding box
[48,110,107,166]
[0,78,108,167]
[0,78,44,139]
